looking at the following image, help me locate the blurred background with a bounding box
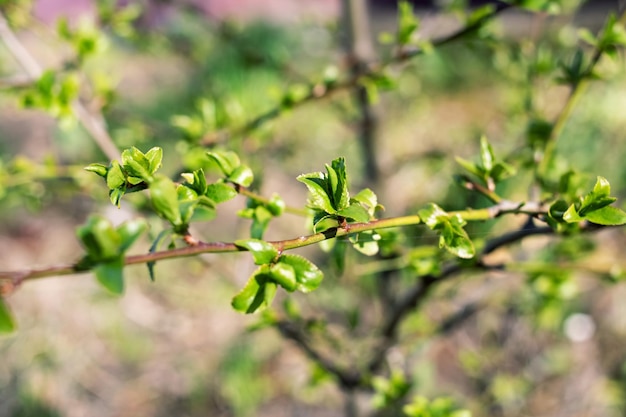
[1,1,626,416]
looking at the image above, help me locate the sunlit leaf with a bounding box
[206,151,240,176]
[235,239,278,265]
[149,175,182,227]
[205,183,237,203]
[278,254,324,293]
[270,262,297,292]
[228,165,254,187]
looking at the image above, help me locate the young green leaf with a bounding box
[297,172,336,213]
[277,254,324,293]
[350,231,381,256]
[352,188,378,216]
[250,206,273,239]
[337,203,370,223]
[76,215,121,261]
[84,163,108,178]
[94,258,125,295]
[397,0,420,45]
[417,203,447,229]
[121,146,153,183]
[0,298,16,334]
[145,147,163,175]
[579,176,615,216]
[267,194,286,216]
[228,165,254,187]
[206,183,237,203]
[455,157,484,179]
[328,158,349,210]
[106,160,126,190]
[479,135,495,172]
[231,268,277,314]
[417,204,475,259]
[439,215,475,259]
[235,239,278,265]
[149,175,182,227]
[580,206,626,226]
[117,219,148,253]
[270,262,297,292]
[206,151,240,176]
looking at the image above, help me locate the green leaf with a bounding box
[109,187,126,207]
[0,298,16,334]
[267,194,285,216]
[228,165,254,187]
[549,199,570,222]
[490,161,516,182]
[206,151,240,176]
[440,215,475,259]
[583,206,626,226]
[565,176,621,223]
[350,231,380,256]
[579,176,615,215]
[297,157,351,215]
[235,239,278,265]
[270,262,297,292]
[277,254,324,293]
[563,203,583,223]
[479,135,495,172]
[297,172,335,213]
[117,219,148,252]
[231,267,277,314]
[337,203,370,223]
[250,206,273,239]
[94,258,125,295]
[145,147,163,175]
[77,215,121,261]
[106,160,126,190]
[121,146,153,183]
[455,157,484,179]
[312,214,339,233]
[149,175,182,227]
[417,204,475,259]
[205,183,237,203]
[417,203,447,229]
[352,188,378,216]
[84,163,108,177]
[328,158,349,210]
[397,0,420,45]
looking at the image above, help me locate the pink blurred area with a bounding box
[33,0,95,23]
[33,0,339,24]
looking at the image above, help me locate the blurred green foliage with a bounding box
[1,1,626,417]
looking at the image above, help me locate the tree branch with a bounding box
[0,12,120,161]
[201,4,513,146]
[0,196,551,286]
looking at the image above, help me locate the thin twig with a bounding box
[366,222,557,375]
[201,4,513,145]
[276,320,363,389]
[538,9,626,176]
[0,12,120,160]
[0,197,550,285]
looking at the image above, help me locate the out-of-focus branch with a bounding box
[0,12,120,161]
[538,9,626,176]
[342,0,379,185]
[201,4,513,146]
